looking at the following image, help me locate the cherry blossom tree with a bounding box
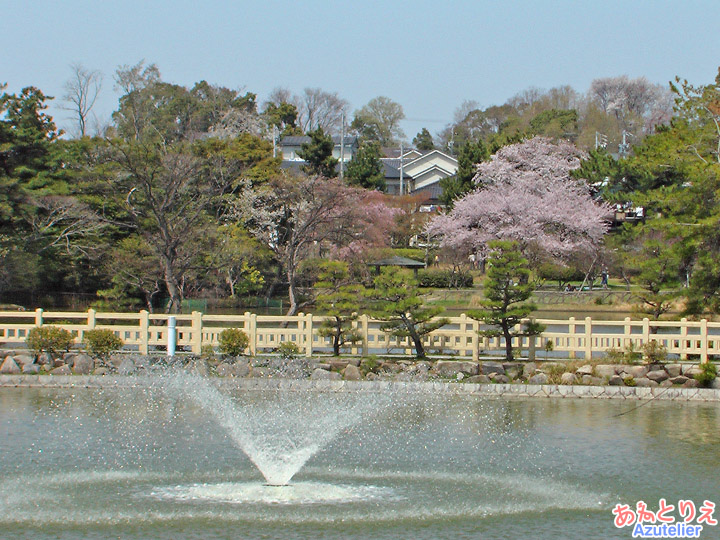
[426,137,612,264]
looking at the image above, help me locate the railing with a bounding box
[0,309,716,362]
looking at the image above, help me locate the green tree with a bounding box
[314,260,363,356]
[439,139,488,208]
[468,241,543,362]
[351,96,405,146]
[297,127,338,177]
[413,128,435,151]
[345,140,385,190]
[368,267,448,358]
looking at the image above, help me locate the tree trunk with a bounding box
[502,322,514,361]
[161,255,182,314]
[404,317,426,358]
[286,264,298,317]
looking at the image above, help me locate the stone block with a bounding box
[436,361,480,377]
[646,369,669,383]
[575,364,594,376]
[528,373,548,385]
[665,364,682,378]
[0,357,21,374]
[480,361,505,376]
[522,362,537,378]
[608,374,625,386]
[343,364,362,381]
[595,365,617,378]
[560,372,576,385]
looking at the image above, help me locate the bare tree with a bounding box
[62,63,103,137]
[297,88,349,135]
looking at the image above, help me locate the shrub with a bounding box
[695,362,717,388]
[200,344,217,360]
[624,376,637,387]
[276,341,300,360]
[83,329,124,358]
[417,269,473,288]
[26,326,75,357]
[642,340,667,364]
[218,328,249,356]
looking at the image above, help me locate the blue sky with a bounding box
[3,0,719,140]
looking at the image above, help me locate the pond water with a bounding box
[0,383,718,540]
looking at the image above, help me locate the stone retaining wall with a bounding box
[1,375,718,402]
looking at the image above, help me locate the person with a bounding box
[601,268,609,289]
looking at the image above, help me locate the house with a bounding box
[278,135,359,162]
[381,149,458,202]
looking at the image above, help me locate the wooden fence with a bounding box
[0,309,717,362]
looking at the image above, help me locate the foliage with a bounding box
[218,328,249,357]
[351,96,405,145]
[468,241,544,362]
[427,137,611,265]
[345,140,385,190]
[417,269,473,288]
[297,127,338,178]
[695,362,717,388]
[83,329,123,358]
[413,128,435,151]
[276,341,301,360]
[641,340,668,364]
[26,326,74,357]
[439,140,489,208]
[314,260,364,356]
[367,267,448,358]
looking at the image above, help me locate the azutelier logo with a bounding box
[612,499,717,538]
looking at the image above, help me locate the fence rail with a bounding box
[0,309,716,362]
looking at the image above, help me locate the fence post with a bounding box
[139,310,149,355]
[191,311,203,354]
[624,317,632,349]
[642,318,650,349]
[245,312,257,356]
[35,308,44,327]
[584,317,593,360]
[528,318,537,362]
[568,317,576,359]
[305,313,313,358]
[361,314,369,356]
[87,308,96,330]
[700,319,709,364]
[680,317,688,360]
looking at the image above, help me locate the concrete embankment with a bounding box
[1,374,719,402]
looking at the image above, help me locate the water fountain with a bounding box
[0,371,718,539]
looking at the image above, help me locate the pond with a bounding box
[1,380,718,539]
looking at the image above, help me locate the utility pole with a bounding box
[272,125,277,158]
[339,112,345,181]
[399,141,404,195]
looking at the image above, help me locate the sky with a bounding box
[2,0,720,140]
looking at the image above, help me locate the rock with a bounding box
[93,367,110,376]
[249,367,271,378]
[635,377,659,388]
[538,362,562,374]
[665,364,682,378]
[465,374,491,384]
[216,362,250,377]
[626,365,649,379]
[380,362,403,373]
[330,360,349,371]
[50,365,71,375]
[13,354,33,366]
[646,370,669,383]
[560,372,577,385]
[682,366,703,378]
[0,357,22,374]
[522,362,537,378]
[660,380,673,387]
[365,372,378,381]
[456,372,465,381]
[108,354,125,368]
[493,374,510,384]
[347,358,361,367]
[595,365,617,378]
[311,368,341,380]
[608,375,625,386]
[52,358,65,368]
[23,363,41,374]
[343,364,362,381]
[481,361,505,376]
[528,373,548,385]
[35,352,52,366]
[669,375,690,385]
[581,374,593,385]
[711,378,720,390]
[436,361,480,377]
[71,353,94,375]
[575,364,594,376]
[117,358,137,376]
[682,378,699,388]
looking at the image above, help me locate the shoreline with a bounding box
[1,374,719,402]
